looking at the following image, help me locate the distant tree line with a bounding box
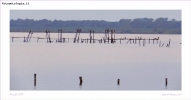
[10,17,181,34]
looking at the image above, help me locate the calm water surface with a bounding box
[10,32,181,90]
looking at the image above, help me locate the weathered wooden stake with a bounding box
[34,74,36,86]
[168,39,171,47]
[58,29,60,42]
[79,76,83,86]
[143,39,145,46]
[60,29,62,43]
[12,37,13,42]
[161,43,164,47]
[93,30,95,43]
[28,32,33,42]
[120,38,121,44]
[37,37,39,43]
[108,37,109,44]
[117,79,120,85]
[135,37,136,44]
[149,38,150,44]
[90,30,92,43]
[23,37,26,42]
[165,78,168,88]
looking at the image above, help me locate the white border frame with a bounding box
[1,1,191,100]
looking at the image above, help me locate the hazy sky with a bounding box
[10,10,181,21]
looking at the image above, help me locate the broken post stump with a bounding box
[79,76,83,86]
[165,78,168,89]
[118,79,120,85]
[34,73,36,86]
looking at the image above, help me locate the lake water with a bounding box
[10,32,181,90]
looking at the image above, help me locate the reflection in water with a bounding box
[10,33,181,90]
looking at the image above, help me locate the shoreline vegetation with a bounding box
[10,17,181,34]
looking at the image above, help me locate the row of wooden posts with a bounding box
[11,29,171,47]
[33,74,168,88]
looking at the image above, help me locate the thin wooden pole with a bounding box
[37,37,39,43]
[135,37,136,44]
[161,43,164,47]
[168,39,171,47]
[165,78,168,88]
[79,76,83,86]
[118,79,120,85]
[93,30,94,43]
[34,74,36,86]
[149,38,150,44]
[58,29,60,42]
[60,29,62,43]
[28,32,33,42]
[90,30,92,44]
[77,29,81,43]
[23,37,26,42]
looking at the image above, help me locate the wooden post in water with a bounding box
[37,37,39,43]
[29,32,33,42]
[77,29,81,43]
[74,29,78,43]
[149,38,150,44]
[161,43,164,47]
[143,39,145,46]
[23,37,26,42]
[111,30,113,43]
[114,30,115,43]
[90,30,92,44]
[93,30,95,43]
[58,29,60,42]
[168,39,171,47]
[34,74,36,86]
[12,37,13,42]
[165,78,168,89]
[107,29,109,44]
[105,30,107,39]
[118,79,120,85]
[135,37,136,44]
[60,29,62,43]
[79,76,83,86]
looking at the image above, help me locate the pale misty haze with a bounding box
[10,10,181,21]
